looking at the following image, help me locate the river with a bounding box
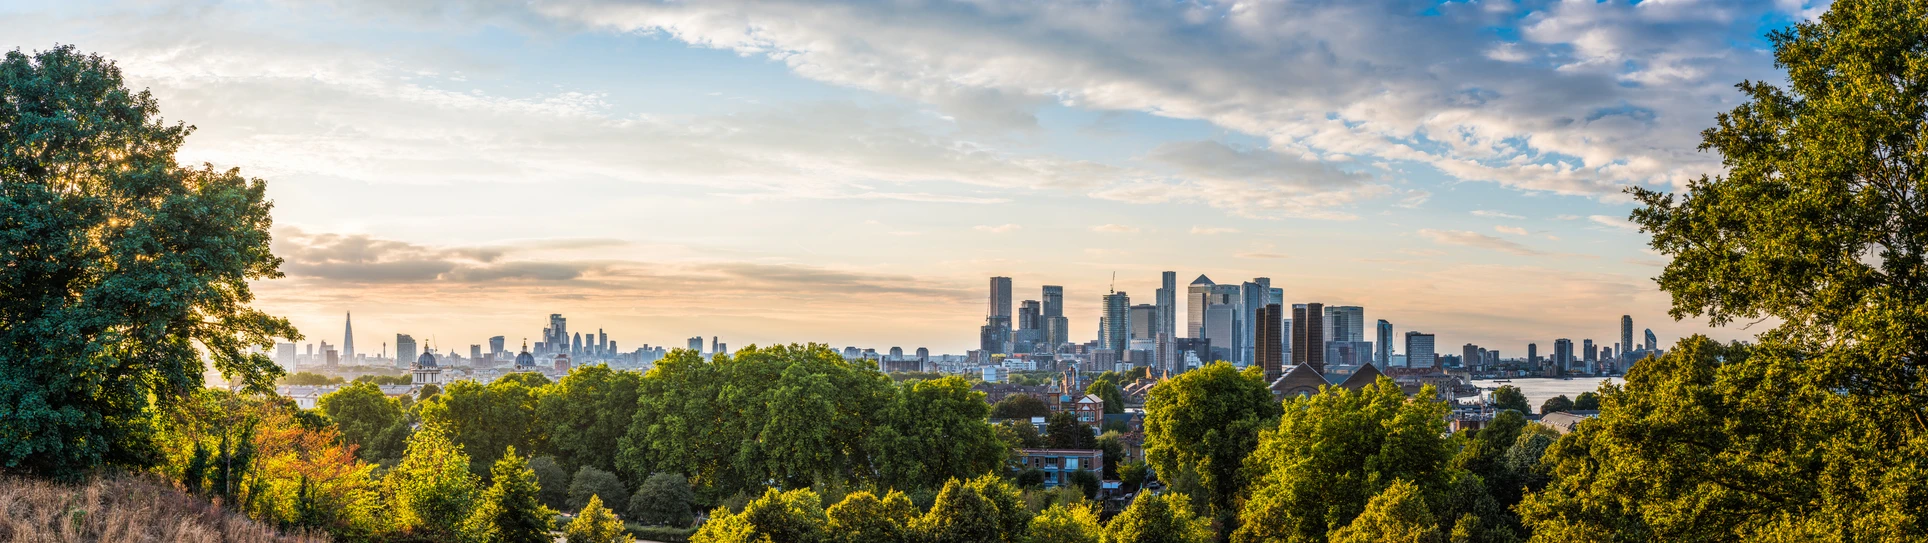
[1468,377,1623,411]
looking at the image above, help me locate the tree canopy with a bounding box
[1142,362,1282,536]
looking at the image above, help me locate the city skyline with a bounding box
[2,0,1804,353]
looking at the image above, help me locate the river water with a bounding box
[1468,377,1624,411]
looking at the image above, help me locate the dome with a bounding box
[416,350,438,368]
[515,350,536,368]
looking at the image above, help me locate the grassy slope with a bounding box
[0,473,328,543]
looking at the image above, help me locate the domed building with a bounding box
[514,340,539,372]
[412,348,442,386]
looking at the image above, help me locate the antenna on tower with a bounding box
[1110,271,1117,294]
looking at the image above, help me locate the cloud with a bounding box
[1091,224,1140,233]
[975,224,1022,233]
[1396,190,1432,209]
[1417,229,1547,256]
[1494,225,1530,236]
[1473,210,1525,219]
[1589,214,1642,232]
[1190,226,1239,235]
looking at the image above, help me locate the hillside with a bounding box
[0,474,327,543]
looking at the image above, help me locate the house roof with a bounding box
[1337,363,1385,390]
[1270,364,1331,396]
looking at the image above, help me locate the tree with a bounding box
[0,45,298,478]
[318,381,411,463]
[825,490,917,543]
[1573,391,1601,411]
[538,365,641,475]
[1490,386,1529,415]
[1328,480,1440,543]
[629,472,695,527]
[1025,502,1102,543]
[1066,470,1101,501]
[468,447,558,543]
[283,372,344,386]
[992,394,1052,420]
[872,376,1009,490]
[1539,395,1574,415]
[1233,378,1455,543]
[569,466,629,514]
[565,494,633,543]
[385,424,481,540]
[1085,377,1126,415]
[695,488,827,543]
[997,420,1046,449]
[1095,432,1125,479]
[1142,362,1282,536]
[419,374,548,474]
[1118,461,1150,494]
[1103,492,1212,543]
[914,478,1003,543]
[530,456,570,511]
[1044,412,1097,450]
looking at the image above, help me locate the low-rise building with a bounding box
[1015,448,1105,488]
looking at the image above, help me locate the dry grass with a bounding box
[0,473,329,543]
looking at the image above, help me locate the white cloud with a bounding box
[1091,224,1140,234]
[975,224,1022,233]
[1494,225,1529,236]
[1190,226,1239,235]
[1473,210,1525,219]
[1589,215,1642,232]
[1417,229,1546,256]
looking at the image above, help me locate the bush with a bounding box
[628,473,695,527]
[626,524,695,542]
[530,456,570,510]
[569,466,629,513]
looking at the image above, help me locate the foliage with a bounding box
[1017,468,1047,489]
[1572,392,1600,412]
[530,455,570,511]
[1096,432,1125,479]
[1489,386,1529,415]
[999,420,1046,449]
[468,447,558,543]
[0,45,297,478]
[570,466,630,514]
[872,376,1011,491]
[1065,470,1100,501]
[1025,502,1102,543]
[1118,461,1150,494]
[914,478,1005,543]
[419,374,549,474]
[1142,362,1282,534]
[1045,412,1097,450]
[1233,378,1454,543]
[1327,480,1440,543]
[539,365,642,476]
[629,472,696,527]
[283,373,344,386]
[318,381,411,464]
[992,394,1053,420]
[1103,492,1212,543]
[566,495,633,543]
[353,374,413,386]
[824,490,917,543]
[1085,376,1126,415]
[693,487,827,543]
[1538,396,1573,415]
[384,424,481,541]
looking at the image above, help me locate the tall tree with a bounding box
[318,381,410,463]
[1490,386,1530,415]
[1328,480,1441,543]
[1043,412,1097,450]
[1103,492,1212,543]
[825,490,917,543]
[0,45,298,478]
[420,374,549,474]
[565,494,633,543]
[568,466,629,513]
[1142,362,1282,536]
[1025,502,1102,543]
[914,479,1004,543]
[468,447,557,543]
[1086,376,1126,415]
[871,376,1009,490]
[538,365,641,475]
[991,394,1052,420]
[384,424,481,541]
[628,472,696,527]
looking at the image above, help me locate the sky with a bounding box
[2,0,1827,355]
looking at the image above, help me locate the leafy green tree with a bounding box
[282,372,344,386]
[530,455,570,511]
[353,374,413,386]
[468,447,557,543]
[998,420,1046,449]
[915,478,1004,543]
[1086,377,1126,415]
[969,474,1033,541]
[992,394,1053,420]
[1538,396,1574,415]
[0,45,298,478]
[697,487,827,543]
[420,374,549,474]
[565,494,633,543]
[538,365,641,475]
[569,466,629,514]
[872,376,1009,490]
[1142,362,1282,535]
[629,472,695,527]
[318,381,411,463]
[1065,470,1100,501]
[1025,502,1102,543]
[1103,492,1212,543]
[1233,378,1455,543]
[1490,386,1529,415]
[1328,480,1440,543]
[825,490,917,543]
[1572,392,1600,411]
[385,424,481,541]
[1118,461,1150,494]
[1044,412,1097,450]
[1095,432,1125,479]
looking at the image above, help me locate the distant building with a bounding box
[342,312,355,362]
[1293,303,1327,373]
[395,334,417,370]
[488,336,505,357]
[1256,304,1284,381]
[1645,329,1657,351]
[412,350,441,386]
[688,336,703,353]
[1155,271,1177,341]
[1128,303,1157,340]
[1404,331,1437,369]
[1015,449,1104,488]
[1100,291,1130,353]
[1376,319,1393,365]
[1186,275,1215,338]
[1620,315,1634,364]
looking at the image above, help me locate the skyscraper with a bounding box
[1101,291,1130,354]
[1528,343,1540,368]
[1187,275,1215,338]
[1128,303,1158,340]
[1583,339,1596,368]
[1375,319,1393,365]
[1292,303,1326,372]
[989,277,1013,319]
[1155,271,1177,341]
[1404,331,1436,369]
[396,334,417,370]
[489,336,505,357]
[1256,304,1284,381]
[1204,303,1236,363]
[688,336,703,353]
[599,329,609,357]
[1241,279,1267,365]
[1645,329,1657,351]
[1324,306,1366,342]
[1042,285,1068,349]
[1620,315,1634,362]
[1019,300,1042,331]
[547,314,568,356]
[342,312,355,362]
[572,332,583,357]
[1554,338,1575,370]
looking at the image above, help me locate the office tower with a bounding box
[1256,304,1284,381]
[981,315,1013,355]
[1292,303,1326,372]
[1042,286,1064,317]
[1100,291,1130,354]
[609,341,617,356]
[1187,275,1215,338]
[1041,286,1068,349]
[599,329,608,357]
[1204,304,1237,363]
[1528,343,1540,368]
[1128,303,1158,340]
[1241,280,1267,365]
[1375,319,1393,365]
[470,345,482,361]
[572,332,583,357]
[1405,331,1436,369]
[489,336,506,357]
[547,314,567,355]
[989,277,1013,319]
[1620,315,1634,361]
[342,312,355,362]
[1464,344,1482,369]
[275,343,296,370]
[1645,329,1657,351]
[1554,338,1575,370]
[1155,271,1177,340]
[1019,300,1042,331]
[688,336,703,353]
[717,343,727,355]
[1327,341,1373,366]
[916,347,930,361]
[1324,306,1366,342]
[1583,339,1596,368]
[396,334,417,370]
